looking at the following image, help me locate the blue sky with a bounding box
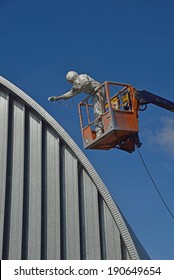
[1,0,174,260]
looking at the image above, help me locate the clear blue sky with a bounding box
[1,0,174,260]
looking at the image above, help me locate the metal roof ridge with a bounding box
[0,75,140,259]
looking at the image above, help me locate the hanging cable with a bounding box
[57,100,73,108]
[136,146,174,220]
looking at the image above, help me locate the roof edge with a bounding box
[0,75,141,259]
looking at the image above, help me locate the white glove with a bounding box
[48,96,61,102]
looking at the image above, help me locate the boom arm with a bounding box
[135,90,174,112]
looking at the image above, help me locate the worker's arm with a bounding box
[48,87,82,102]
[48,90,73,102]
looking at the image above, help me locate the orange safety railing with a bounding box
[78,81,141,153]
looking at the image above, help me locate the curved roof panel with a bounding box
[0,76,150,260]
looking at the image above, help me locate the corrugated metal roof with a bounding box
[0,76,150,260]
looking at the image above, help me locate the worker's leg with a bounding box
[93,94,104,137]
[95,120,103,137]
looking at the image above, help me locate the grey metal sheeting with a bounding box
[0,76,149,260]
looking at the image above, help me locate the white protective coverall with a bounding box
[48,71,105,137]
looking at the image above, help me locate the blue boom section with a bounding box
[136,90,174,112]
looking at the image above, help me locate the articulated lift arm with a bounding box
[135,90,174,112]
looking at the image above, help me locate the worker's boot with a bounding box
[96,129,103,138]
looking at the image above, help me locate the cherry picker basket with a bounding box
[78,81,141,153]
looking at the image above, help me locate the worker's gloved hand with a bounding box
[48,96,61,102]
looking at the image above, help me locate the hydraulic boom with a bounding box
[135,90,174,112]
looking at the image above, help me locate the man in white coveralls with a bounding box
[48,71,105,137]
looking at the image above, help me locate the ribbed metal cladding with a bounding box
[0,76,150,260]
